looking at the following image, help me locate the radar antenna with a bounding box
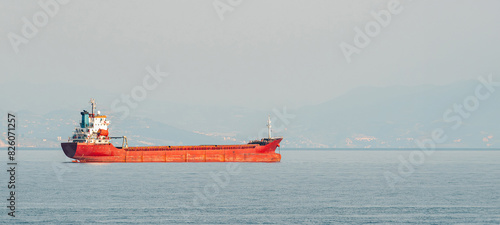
[89,98,96,115]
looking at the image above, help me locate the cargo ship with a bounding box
[61,99,282,163]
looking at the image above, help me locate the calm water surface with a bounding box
[1,150,499,224]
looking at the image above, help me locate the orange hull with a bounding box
[61,138,282,163]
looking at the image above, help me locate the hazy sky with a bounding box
[1,0,499,110]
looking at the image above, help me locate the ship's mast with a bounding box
[267,115,272,139]
[89,98,96,115]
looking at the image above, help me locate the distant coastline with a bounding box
[18,147,500,151]
[282,148,500,151]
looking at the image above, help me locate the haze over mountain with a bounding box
[289,79,500,148]
[1,78,498,149]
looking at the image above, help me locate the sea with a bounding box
[1,150,499,224]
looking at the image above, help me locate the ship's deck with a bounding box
[124,144,259,151]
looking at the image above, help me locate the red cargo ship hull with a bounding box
[61,138,282,163]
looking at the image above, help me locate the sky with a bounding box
[1,0,500,111]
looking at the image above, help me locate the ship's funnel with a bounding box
[80,110,89,128]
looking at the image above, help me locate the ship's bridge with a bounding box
[68,99,111,144]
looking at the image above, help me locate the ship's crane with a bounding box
[110,136,128,148]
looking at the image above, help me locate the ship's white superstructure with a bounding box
[69,99,110,144]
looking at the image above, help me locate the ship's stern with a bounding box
[61,142,78,158]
